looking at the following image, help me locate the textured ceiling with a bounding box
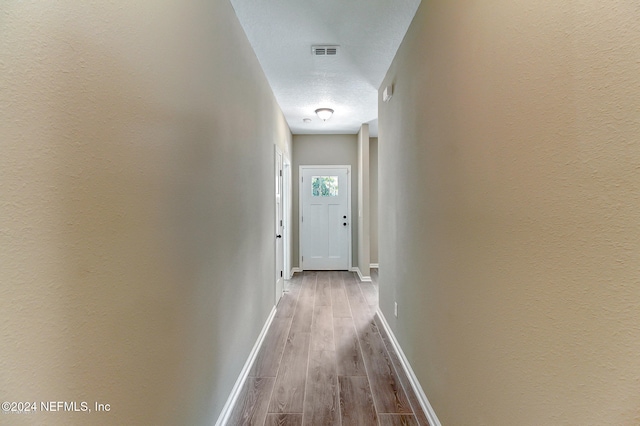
[229,0,421,136]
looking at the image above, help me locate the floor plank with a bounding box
[356,318,412,414]
[344,274,412,414]
[289,273,316,335]
[315,272,332,306]
[303,349,340,425]
[310,304,334,353]
[374,314,431,425]
[268,331,311,413]
[360,282,378,308]
[338,376,378,426]
[287,272,303,293]
[343,272,372,323]
[264,413,303,426]
[276,282,301,319]
[250,316,292,377]
[228,377,275,426]
[378,414,420,426]
[333,317,366,376]
[330,273,351,318]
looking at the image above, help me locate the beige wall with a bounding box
[370,137,379,264]
[0,2,291,425]
[292,134,358,269]
[379,1,640,424]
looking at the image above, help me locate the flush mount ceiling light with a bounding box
[315,108,334,121]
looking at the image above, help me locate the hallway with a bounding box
[3,2,639,424]
[229,271,429,425]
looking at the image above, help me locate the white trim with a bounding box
[299,165,352,271]
[283,158,292,281]
[375,308,442,426]
[291,267,302,276]
[352,267,372,283]
[275,146,284,305]
[215,306,277,426]
[370,263,379,269]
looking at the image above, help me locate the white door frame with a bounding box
[283,159,292,280]
[274,147,284,304]
[299,165,352,271]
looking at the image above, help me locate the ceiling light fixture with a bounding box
[315,108,334,121]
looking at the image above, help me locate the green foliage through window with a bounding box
[312,176,338,197]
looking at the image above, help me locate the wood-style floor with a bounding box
[228,270,430,426]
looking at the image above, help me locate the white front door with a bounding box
[300,166,350,270]
[275,148,284,304]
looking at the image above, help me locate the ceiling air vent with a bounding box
[312,45,339,56]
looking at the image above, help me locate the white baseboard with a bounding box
[215,306,277,426]
[375,308,442,426]
[370,263,379,269]
[290,267,302,276]
[351,267,372,282]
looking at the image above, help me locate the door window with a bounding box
[312,176,339,197]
